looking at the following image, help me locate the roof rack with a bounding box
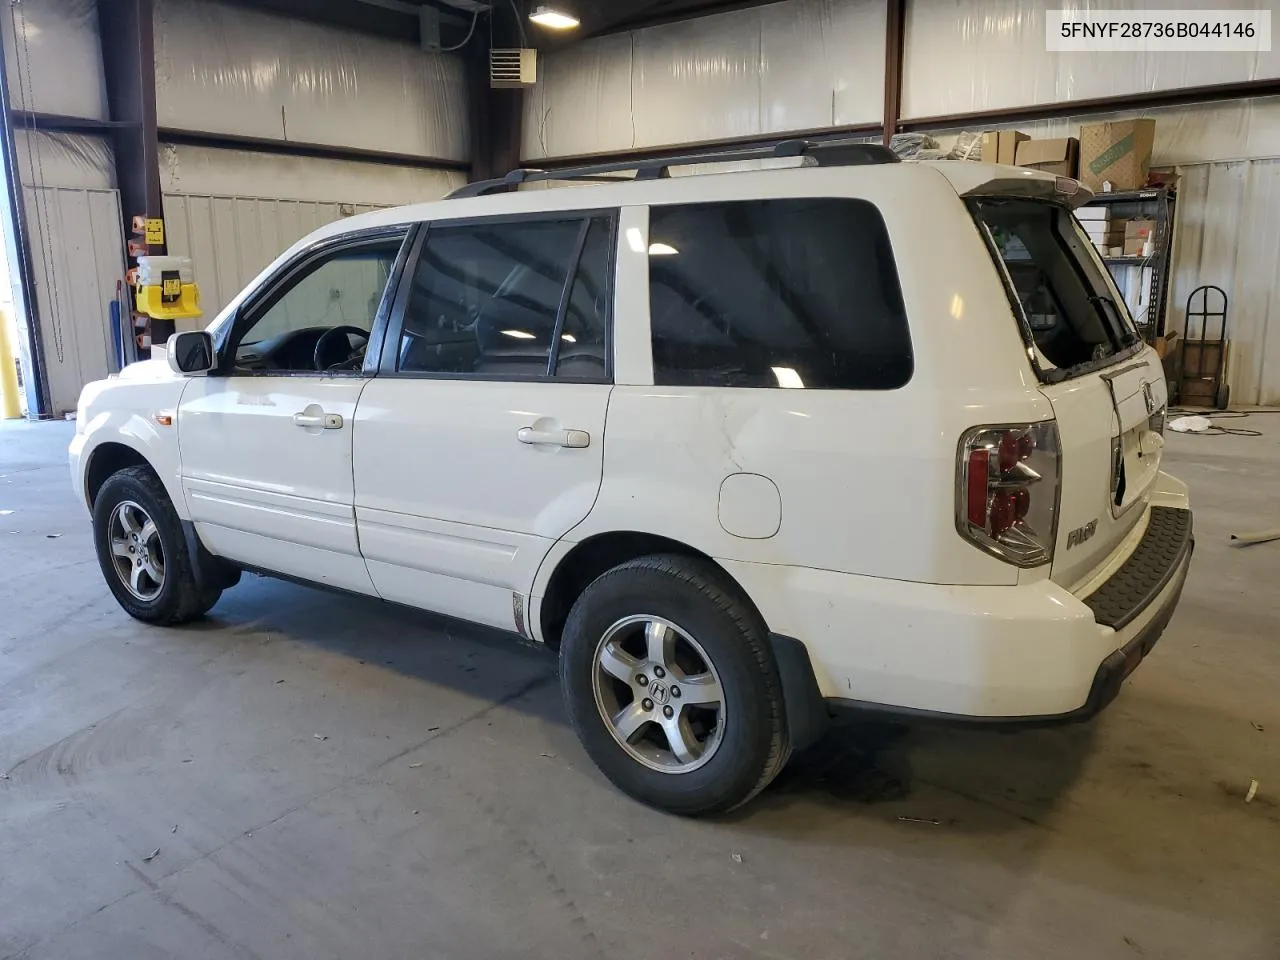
[447,138,898,199]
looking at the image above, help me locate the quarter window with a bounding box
[397,216,614,379]
[647,199,912,390]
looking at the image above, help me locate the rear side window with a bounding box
[971,199,1139,376]
[647,198,912,390]
[397,215,613,380]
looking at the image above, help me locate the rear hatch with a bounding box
[970,196,1166,591]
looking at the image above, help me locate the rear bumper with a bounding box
[823,526,1192,727]
[732,476,1193,728]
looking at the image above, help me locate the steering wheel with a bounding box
[313,325,370,371]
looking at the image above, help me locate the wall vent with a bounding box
[490,48,537,88]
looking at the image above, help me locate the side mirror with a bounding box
[166,331,215,376]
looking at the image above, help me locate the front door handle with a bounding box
[294,411,343,429]
[517,426,590,448]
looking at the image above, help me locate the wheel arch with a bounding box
[84,441,155,509]
[534,530,765,651]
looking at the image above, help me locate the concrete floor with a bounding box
[1,419,1277,960]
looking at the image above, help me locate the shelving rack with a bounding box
[1079,186,1178,341]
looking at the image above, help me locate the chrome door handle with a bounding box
[294,411,343,429]
[517,426,590,448]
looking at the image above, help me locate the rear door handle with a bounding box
[517,426,590,448]
[294,411,343,429]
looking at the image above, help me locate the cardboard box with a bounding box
[1014,137,1079,177]
[1154,330,1179,360]
[1075,206,1110,221]
[981,130,1030,165]
[1123,237,1147,256]
[1079,119,1157,191]
[1125,218,1156,240]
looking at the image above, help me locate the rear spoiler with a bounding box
[924,161,1094,209]
[962,176,1094,210]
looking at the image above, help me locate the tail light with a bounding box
[956,421,1061,567]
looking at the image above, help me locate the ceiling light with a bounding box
[561,333,577,343]
[502,329,536,339]
[648,242,679,256]
[529,4,579,28]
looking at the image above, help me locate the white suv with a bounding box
[70,142,1193,815]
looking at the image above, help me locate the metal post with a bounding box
[465,7,524,182]
[98,0,169,343]
[882,0,906,148]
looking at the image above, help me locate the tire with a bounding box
[1215,381,1231,411]
[92,465,222,625]
[559,554,789,816]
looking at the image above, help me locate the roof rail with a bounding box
[447,139,898,199]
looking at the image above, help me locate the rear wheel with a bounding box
[92,466,222,624]
[560,555,788,815]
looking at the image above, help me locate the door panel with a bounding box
[353,379,610,630]
[179,376,374,592]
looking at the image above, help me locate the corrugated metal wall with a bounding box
[162,194,384,329]
[21,186,126,414]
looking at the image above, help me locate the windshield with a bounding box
[971,199,1140,379]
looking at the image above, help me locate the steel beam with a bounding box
[466,6,523,182]
[882,0,906,146]
[158,127,469,172]
[97,0,168,340]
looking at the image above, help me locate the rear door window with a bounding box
[970,199,1140,378]
[647,198,912,390]
[396,215,614,380]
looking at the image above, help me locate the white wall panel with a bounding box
[159,144,463,207]
[1166,160,1280,406]
[2,0,107,119]
[902,0,1280,120]
[21,186,125,414]
[522,0,884,160]
[163,194,384,328]
[154,0,468,161]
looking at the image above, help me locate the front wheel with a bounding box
[560,555,789,816]
[92,466,221,625]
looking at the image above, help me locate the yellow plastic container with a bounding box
[137,282,202,320]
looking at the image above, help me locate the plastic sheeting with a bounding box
[12,131,115,190]
[522,0,884,161]
[154,0,468,161]
[1167,159,1280,406]
[1,0,107,119]
[160,144,463,207]
[903,0,1280,120]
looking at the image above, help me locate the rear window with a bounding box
[647,198,912,390]
[971,199,1140,379]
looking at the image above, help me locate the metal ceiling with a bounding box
[227,0,790,47]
